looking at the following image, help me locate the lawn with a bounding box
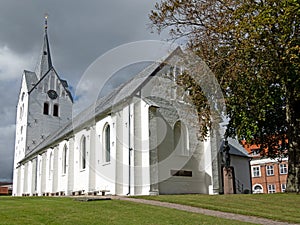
[136,193,300,223]
[0,196,254,225]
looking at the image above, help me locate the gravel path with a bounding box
[113,196,298,225]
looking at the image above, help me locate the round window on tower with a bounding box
[47,90,58,99]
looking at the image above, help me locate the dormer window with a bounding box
[43,102,49,115]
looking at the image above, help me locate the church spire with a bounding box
[36,14,53,79]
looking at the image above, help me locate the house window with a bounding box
[53,104,59,117]
[252,166,261,177]
[173,121,189,156]
[62,145,68,174]
[253,184,263,194]
[268,184,276,193]
[266,165,274,176]
[280,164,288,174]
[43,102,49,115]
[80,136,86,170]
[103,124,110,162]
[281,183,286,192]
[251,148,260,156]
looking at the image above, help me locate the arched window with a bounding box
[173,121,189,156]
[49,152,53,179]
[80,136,86,170]
[53,104,59,117]
[43,102,49,115]
[103,124,111,162]
[62,145,68,174]
[39,159,42,176]
[253,184,263,194]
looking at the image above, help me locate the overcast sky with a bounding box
[0,0,172,182]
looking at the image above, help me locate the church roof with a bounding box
[35,17,53,79]
[20,48,182,162]
[24,70,38,89]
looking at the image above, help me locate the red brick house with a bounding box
[242,142,288,194]
[0,183,13,195]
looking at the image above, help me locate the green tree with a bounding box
[150,0,300,192]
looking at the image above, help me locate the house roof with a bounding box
[221,138,251,158]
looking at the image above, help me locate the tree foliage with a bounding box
[150,0,300,192]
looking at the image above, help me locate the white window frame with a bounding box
[103,124,111,163]
[281,183,286,192]
[268,184,276,193]
[252,166,261,177]
[253,184,263,194]
[266,165,274,176]
[62,145,68,175]
[279,164,288,174]
[80,135,86,170]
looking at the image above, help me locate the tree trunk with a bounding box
[286,97,300,193]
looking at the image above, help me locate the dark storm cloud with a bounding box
[0,0,167,182]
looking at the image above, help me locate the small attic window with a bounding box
[43,51,47,55]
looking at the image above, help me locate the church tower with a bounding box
[13,16,73,195]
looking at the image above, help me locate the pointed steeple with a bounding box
[36,14,53,79]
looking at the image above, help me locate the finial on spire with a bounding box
[44,13,49,31]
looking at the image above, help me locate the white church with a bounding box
[12,19,251,196]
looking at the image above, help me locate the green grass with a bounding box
[136,193,300,223]
[0,197,254,225]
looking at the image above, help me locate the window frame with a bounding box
[266,165,274,176]
[62,145,68,175]
[103,124,111,163]
[53,104,59,117]
[279,164,288,174]
[252,166,261,177]
[253,184,263,193]
[43,102,49,115]
[80,136,86,170]
[267,184,276,193]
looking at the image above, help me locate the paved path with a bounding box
[113,196,298,225]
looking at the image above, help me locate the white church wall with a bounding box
[95,115,116,195]
[67,137,75,195]
[133,100,150,195]
[88,126,96,192]
[36,155,42,195]
[41,152,47,195]
[46,149,53,194]
[73,129,90,193]
[13,75,29,196]
[57,140,69,194]
[115,110,124,195]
